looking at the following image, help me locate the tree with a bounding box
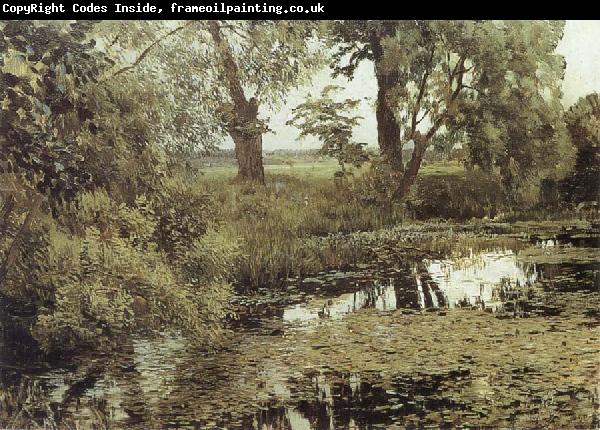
[103,20,325,183]
[462,21,571,200]
[330,21,404,171]
[0,20,109,285]
[560,93,600,204]
[287,85,368,176]
[431,129,465,161]
[331,20,567,199]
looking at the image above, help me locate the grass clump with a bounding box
[198,172,405,289]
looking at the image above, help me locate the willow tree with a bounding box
[331,20,568,199]
[560,93,600,204]
[104,21,324,183]
[330,21,404,171]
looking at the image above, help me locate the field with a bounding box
[198,159,465,180]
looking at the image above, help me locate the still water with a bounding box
[1,233,598,429]
[282,248,537,324]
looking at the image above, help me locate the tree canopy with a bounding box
[100,20,325,181]
[330,20,569,199]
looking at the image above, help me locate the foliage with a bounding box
[330,20,569,199]
[99,21,325,156]
[0,21,114,310]
[405,170,505,220]
[0,21,237,356]
[431,129,464,158]
[0,21,110,202]
[287,85,369,175]
[24,183,235,355]
[328,21,397,78]
[560,93,600,204]
[77,79,171,204]
[462,21,572,198]
[151,176,214,257]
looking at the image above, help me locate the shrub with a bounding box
[405,171,505,220]
[151,176,215,257]
[1,178,234,356]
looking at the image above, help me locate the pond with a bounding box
[1,230,598,429]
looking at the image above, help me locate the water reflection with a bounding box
[282,248,538,322]
[425,249,537,311]
[282,281,399,324]
[248,369,473,430]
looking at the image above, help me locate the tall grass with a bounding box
[195,162,585,290]
[195,173,404,289]
[196,167,481,289]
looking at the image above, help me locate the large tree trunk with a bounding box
[371,37,404,172]
[230,123,265,183]
[375,70,404,172]
[207,21,265,184]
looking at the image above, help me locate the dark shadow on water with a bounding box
[243,369,472,430]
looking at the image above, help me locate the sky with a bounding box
[557,20,600,106]
[242,20,600,151]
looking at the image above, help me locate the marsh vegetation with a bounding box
[0,20,598,429]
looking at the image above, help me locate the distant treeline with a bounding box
[191,146,467,167]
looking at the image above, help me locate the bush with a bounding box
[405,171,505,220]
[1,176,235,356]
[30,222,234,355]
[151,176,215,257]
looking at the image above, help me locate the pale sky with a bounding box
[557,20,600,106]
[230,20,600,150]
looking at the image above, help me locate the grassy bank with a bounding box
[0,159,587,358]
[194,161,585,290]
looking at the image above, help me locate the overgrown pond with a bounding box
[1,226,598,429]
